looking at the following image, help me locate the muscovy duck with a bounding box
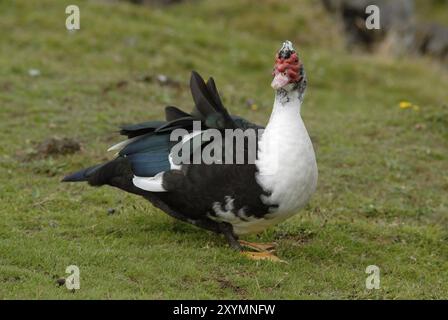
[63,40,318,261]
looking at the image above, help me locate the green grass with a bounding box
[0,0,447,299]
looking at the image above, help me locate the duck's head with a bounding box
[271,40,306,93]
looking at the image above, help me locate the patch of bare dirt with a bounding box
[215,276,248,297]
[36,137,81,156]
[274,228,316,246]
[19,137,82,161]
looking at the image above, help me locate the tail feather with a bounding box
[62,164,104,183]
[62,157,135,190]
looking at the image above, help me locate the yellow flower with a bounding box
[399,101,412,109]
[250,103,258,111]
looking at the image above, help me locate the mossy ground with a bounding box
[0,0,447,299]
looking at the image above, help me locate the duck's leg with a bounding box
[218,222,243,250]
[238,240,277,252]
[219,223,285,263]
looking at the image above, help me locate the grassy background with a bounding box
[0,0,447,299]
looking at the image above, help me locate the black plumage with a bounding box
[63,71,275,250]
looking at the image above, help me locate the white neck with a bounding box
[270,88,302,120]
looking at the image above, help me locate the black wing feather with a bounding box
[190,71,236,129]
[66,71,262,183]
[190,71,217,118]
[165,106,191,121]
[206,77,225,111]
[120,120,165,138]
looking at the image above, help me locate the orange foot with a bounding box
[238,240,276,252]
[241,251,287,263]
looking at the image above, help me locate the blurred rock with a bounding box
[321,0,343,12]
[322,0,415,52]
[322,0,448,66]
[414,23,448,63]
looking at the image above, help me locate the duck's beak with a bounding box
[271,73,289,90]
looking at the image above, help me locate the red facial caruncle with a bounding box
[272,52,302,83]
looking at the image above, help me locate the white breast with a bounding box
[212,92,318,236]
[254,94,318,224]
